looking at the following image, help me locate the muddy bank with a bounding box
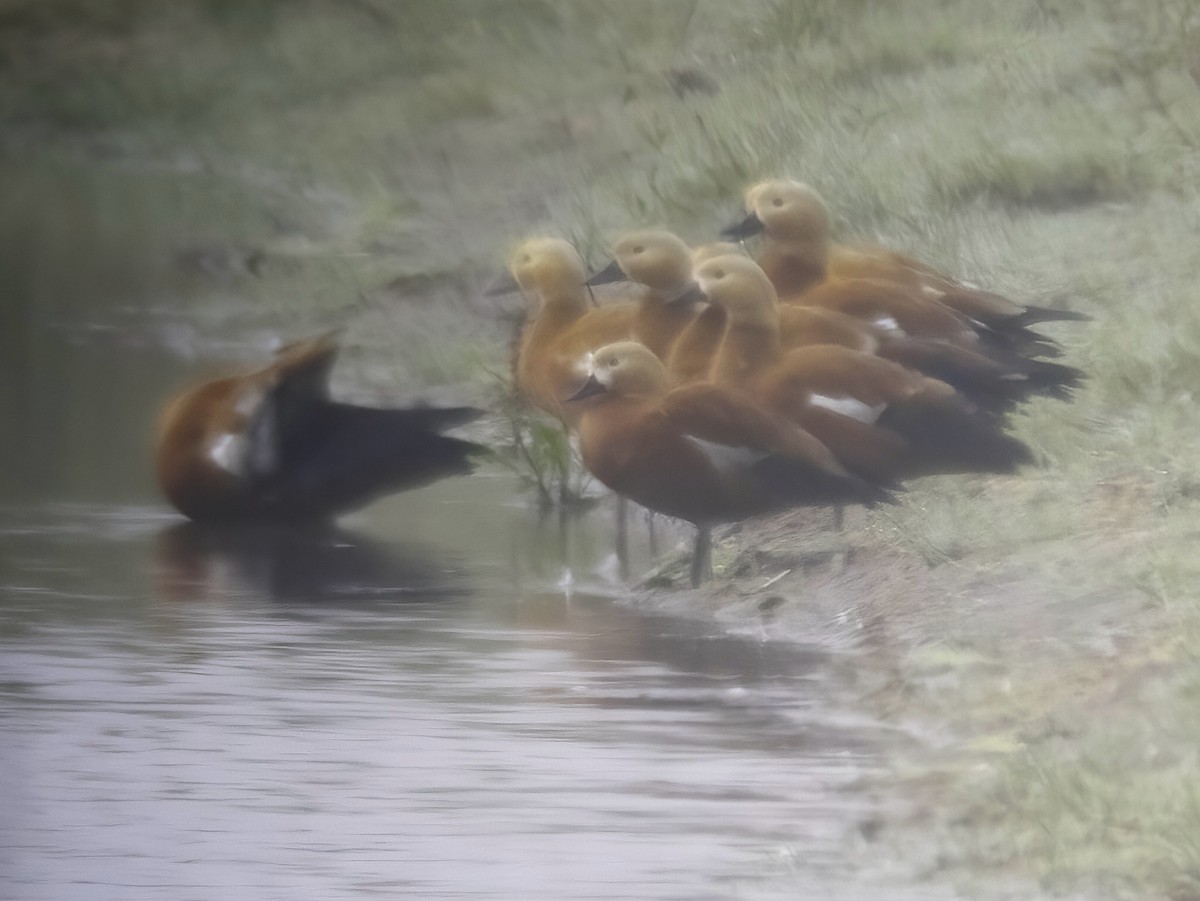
[614,482,1188,899]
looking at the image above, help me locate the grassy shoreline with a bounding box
[6,1,1200,896]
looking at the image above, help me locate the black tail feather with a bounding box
[754,455,900,510]
[977,325,1064,360]
[879,398,1034,477]
[1019,359,1085,401]
[1013,305,1092,328]
[270,403,487,518]
[392,405,486,432]
[882,339,1084,415]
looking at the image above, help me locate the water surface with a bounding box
[1,488,907,901]
[0,156,939,901]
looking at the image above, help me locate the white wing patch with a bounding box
[872,315,903,334]
[574,351,595,380]
[684,434,768,474]
[232,384,264,417]
[208,432,247,476]
[808,393,886,424]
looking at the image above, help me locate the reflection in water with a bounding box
[1,498,941,901]
[153,521,468,604]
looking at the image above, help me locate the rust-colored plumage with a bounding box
[721,182,1084,405]
[589,230,878,382]
[586,229,706,362]
[696,256,1033,483]
[568,341,892,584]
[488,237,635,424]
[723,179,1087,352]
[155,333,482,523]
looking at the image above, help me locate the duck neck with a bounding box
[523,285,589,345]
[667,304,726,383]
[635,284,702,358]
[757,235,829,298]
[712,308,782,387]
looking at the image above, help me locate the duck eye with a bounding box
[607,357,619,367]
[632,246,644,254]
[711,268,725,279]
[772,197,784,207]
[520,254,532,264]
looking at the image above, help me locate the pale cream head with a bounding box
[744,179,831,244]
[608,229,695,296]
[507,237,587,298]
[581,341,670,399]
[694,254,779,319]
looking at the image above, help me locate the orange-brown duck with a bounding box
[722,179,1087,355]
[567,340,893,585]
[487,237,635,424]
[585,229,706,361]
[696,255,1034,483]
[155,333,483,523]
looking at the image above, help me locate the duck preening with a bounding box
[155,332,485,523]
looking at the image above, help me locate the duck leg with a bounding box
[690,525,712,588]
[615,494,630,580]
[557,425,571,508]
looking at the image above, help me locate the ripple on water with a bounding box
[0,493,940,901]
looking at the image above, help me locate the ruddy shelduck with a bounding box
[723,179,1087,351]
[567,341,893,585]
[155,333,484,523]
[585,229,706,360]
[588,231,878,385]
[725,249,1081,413]
[722,182,1084,398]
[695,256,1034,483]
[486,237,636,423]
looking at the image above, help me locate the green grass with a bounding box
[940,617,1200,899]
[6,0,1200,895]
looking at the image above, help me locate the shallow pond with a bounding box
[1,493,900,901]
[0,159,946,901]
